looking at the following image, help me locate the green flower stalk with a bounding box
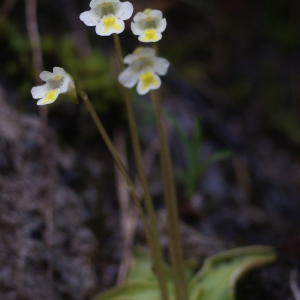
[74,85,152,245]
[114,34,170,300]
[31,69,152,248]
[81,4,170,294]
[151,90,189,300]
[116,21,189,300]
[117,9,189,300]
[29,1,279,299]
[32,2,190,299]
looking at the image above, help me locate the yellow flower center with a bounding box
[140,71,158,91]
[42,89,59,104]
[146,17,154,22]
[102,15,121,33]
[141,29,159,42]
[101,2,111,7]
[53,75,63,80]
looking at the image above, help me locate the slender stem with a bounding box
[113,34,169,300]
[114,130,132,284]
[113,34,125,70]
[76,85,153,249]
[151,90,189,300]
[152,43,159,55]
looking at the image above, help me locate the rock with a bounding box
[0,89,98,300]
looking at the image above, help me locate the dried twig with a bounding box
[25,0,43,81]
[114,131,160,284]
[25,1,53,299]
[113,129,136,284]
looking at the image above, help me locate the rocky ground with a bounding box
[0,89,98,299]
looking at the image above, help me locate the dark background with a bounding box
[1,0,300,299]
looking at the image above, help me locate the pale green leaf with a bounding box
[91,246,276,300]
[91,282,161,300]
[189,246,277,300]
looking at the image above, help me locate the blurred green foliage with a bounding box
[174,118,231,198]
[42,35,121,112]
[1,17,122,114]
[2,0,300,147]
[134,100,231,198]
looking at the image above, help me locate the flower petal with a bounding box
[89,0,106,8]
[136,47,156,57]
[53,67,67,76]
[153,57,170,75]
[157,18,167,33]
[116,1,133,20]
[31,84,48,99]
[131,22,143,35]
[139,29,162,42]
[37,89,60,105]
[137,71,161,95]
[90,0,119,8]
[118,67,139,88]
[39,71,53,81]
[96,16,124,36]
[123,47,156,67]
[133,12,145,22]
[149,9,163,19]
[59,75,71,94]
[123,54,137,64]
[79,10,98,26]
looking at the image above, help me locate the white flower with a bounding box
[79,0,133,36]
[131,9,166,43]
[118,47,170,95]
[31,67,75,106]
